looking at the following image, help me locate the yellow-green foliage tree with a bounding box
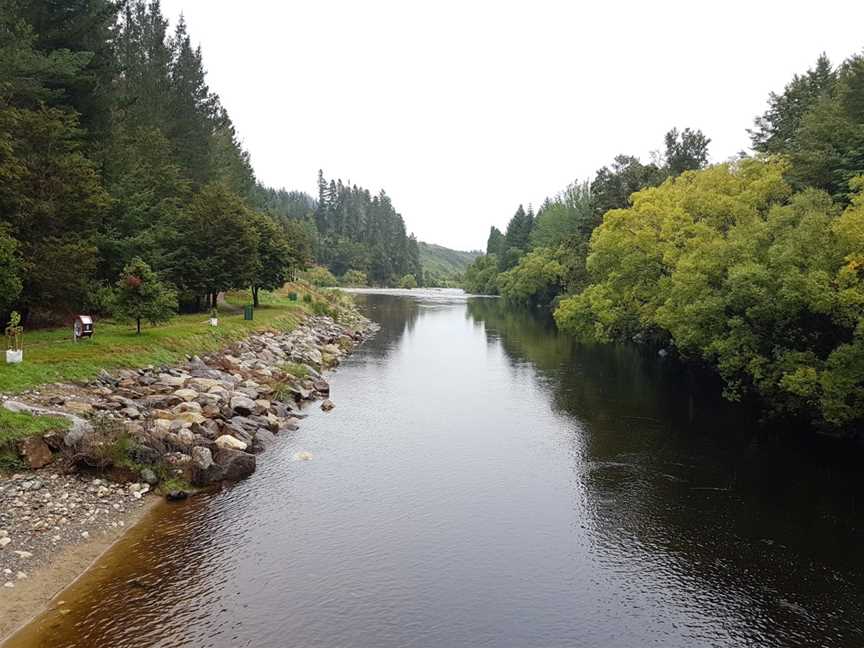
[498,247,566,307]
[556,159,864,429]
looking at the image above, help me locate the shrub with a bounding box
[304,266,338,287]
[399,273,418,289]
[341,269,368,287]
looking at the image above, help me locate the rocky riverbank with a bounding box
[0,307,376,636]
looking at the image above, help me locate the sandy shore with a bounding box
[0,490,159,644]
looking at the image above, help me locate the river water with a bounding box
[6,290,864,648]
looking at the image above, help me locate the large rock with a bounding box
[175,411,206,426]
[191,446,213,470]
[64,401,93,415]
[174,401,203,414]
[17,437,53,469]
[251,428,276,453]
[192,447,256,485]
[158,374,188,387]
[215,434,247,451]
[214,447,256,481]
[207,386,231,402]
[173,388,199,402]
[230,395,255,416]
[188,378,219,392]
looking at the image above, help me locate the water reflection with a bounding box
[467,296,864,646]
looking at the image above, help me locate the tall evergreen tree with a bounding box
[486,226,504,256]
[167,14,214,186]
[750,53,836,154]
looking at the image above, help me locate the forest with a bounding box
[0,0,430,327]
[465,51,864,434]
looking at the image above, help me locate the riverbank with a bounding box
[0,291,377,644]
[0,488,159,641]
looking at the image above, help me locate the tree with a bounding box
[499,205,534,270]
[341,269,367,286]
[750,53,836,154]
[167,15,215,186]
[167,183,258,308]
[486,226,504,256]
[530,180,594,249]
[0,225,22,313]
[113,257,177,334]
[399,274,418,289]
[0,106,109,318]
[19,0,120,153]
[249,212,294,307]
[786,53,864,202]
[554,160,864,430]
[464,254,500,295]
[497,247,565,307]
[590,154,665,219]
[664,127,711,175]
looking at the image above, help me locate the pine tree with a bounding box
[750,53,836,154]
[167,15,214,186]
[486,226,504,256]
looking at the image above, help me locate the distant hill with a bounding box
[419,242,481,284]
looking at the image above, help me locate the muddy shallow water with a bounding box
[6,290,864,647]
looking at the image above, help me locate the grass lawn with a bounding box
[0,285,319,394]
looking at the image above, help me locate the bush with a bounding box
[311,300,331,316]
[399,274,418,289]
[304,266,338,287]
[341,269,368,287]
[287,291,298,301]
[302,293,313,303]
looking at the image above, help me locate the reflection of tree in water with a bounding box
[466,297,864,646]
[348,293,423,359]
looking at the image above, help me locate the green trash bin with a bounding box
[244,305,254,321]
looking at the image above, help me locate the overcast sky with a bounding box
[159,0,864,251]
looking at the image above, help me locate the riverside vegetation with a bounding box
[465,51,864,436]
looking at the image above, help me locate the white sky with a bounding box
[160,0,864,251]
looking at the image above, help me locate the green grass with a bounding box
[0,407,69,472]
[282,362,310,379]
[0,285,319,393]
[158,477,194,495]
[0,407,70,446]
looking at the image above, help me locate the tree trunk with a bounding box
[252,286,259,307]
[136,317,141,335]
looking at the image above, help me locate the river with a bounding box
[6,289,864,648]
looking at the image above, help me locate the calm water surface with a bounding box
[7,290,864,648]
